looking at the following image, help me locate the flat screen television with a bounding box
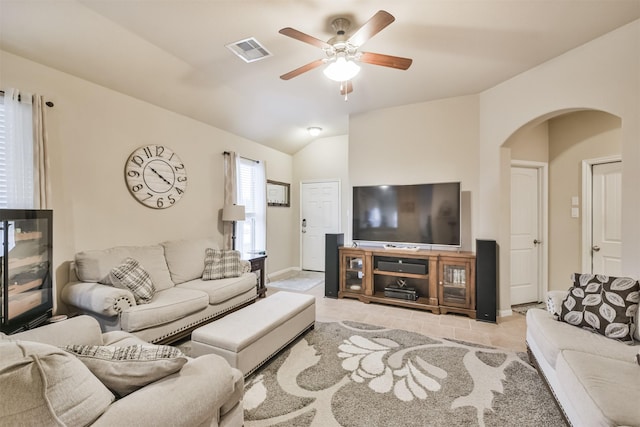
[352,182,461,247]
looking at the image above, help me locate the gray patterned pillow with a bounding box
[202,248,224,280]
[104,257,155,304]
[63,344,186,397]
[202,249,242,280]
[220,249,242,278]
[559,273,639,343]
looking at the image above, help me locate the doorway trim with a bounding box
[510,160,549,303]
[580,155,622,273]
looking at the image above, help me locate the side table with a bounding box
[247,254,267,298]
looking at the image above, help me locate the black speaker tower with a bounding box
[325,233,344,298]
[476,239,497,323]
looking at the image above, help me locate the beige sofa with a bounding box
[62,238,257,344]
[0,315,244,426]
[526,290,640,426]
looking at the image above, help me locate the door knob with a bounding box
[592,245,601,252]
[533,239,541,245]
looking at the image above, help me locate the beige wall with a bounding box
[349,95,480,251]
[0,50,295,312]
[481,19,639,314]
[507,121,549,162]
[292,135,349,271]
[547,111,621,288]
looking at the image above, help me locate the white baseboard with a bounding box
[498,309,513,317]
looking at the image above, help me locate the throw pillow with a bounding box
[63,344,187,397]
[202,248,224,280]
[221,249,243,278]
[0,341,114,426]
[201,249,243,280]
[104,257,156,304]
[559,273,639,343]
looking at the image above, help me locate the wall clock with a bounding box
[125,144,187,209]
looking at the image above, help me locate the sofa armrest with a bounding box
[93,354,237,427]
[6,315,104,346]
[241,259,251,273]
[546,290,568,316]
[62,281,136,317]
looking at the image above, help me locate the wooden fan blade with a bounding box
[347,10,395,47]
[340,80,353,95]
[358,52,413,70]
[279,27,332,49]
[280,59,326,80]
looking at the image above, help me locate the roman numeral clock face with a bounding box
[125,145,187,209]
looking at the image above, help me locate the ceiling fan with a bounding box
[279,10,413,98]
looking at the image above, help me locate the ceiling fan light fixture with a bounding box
[307,127,322,137]
[323,56,360,82]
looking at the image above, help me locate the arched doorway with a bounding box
[502,110,622,311]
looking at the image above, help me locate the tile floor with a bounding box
[269,283,528,353]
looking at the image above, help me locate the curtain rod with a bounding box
[223,151,259,163]
[0,90,55,107]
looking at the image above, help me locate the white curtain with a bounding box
[223,151,239,250]
[3,88,51,209]
[33,95,52,209]
[253,160,267,253]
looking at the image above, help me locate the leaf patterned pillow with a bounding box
[559,273,639,343]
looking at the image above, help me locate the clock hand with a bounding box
[149,166,172,186]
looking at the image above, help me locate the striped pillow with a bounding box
[202,248,224,280]
[63,344,186,397]
[221,250,242,278]
[202,249,242,280]
[105,257,155,304]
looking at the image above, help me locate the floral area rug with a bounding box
[244,321,565,427]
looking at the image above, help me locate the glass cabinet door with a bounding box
[343,253,365,294]
[439,260,471,308]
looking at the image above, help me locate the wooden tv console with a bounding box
[339,246,476,319]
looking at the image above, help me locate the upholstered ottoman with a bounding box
[191,291,315,376]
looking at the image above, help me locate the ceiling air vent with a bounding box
[225,37,272,63]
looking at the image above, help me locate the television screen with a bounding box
[352,182,461,246]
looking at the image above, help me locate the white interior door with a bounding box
[301,181,340,271]
[591,162,622,276]
[510,166,542,305]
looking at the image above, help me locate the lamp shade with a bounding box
[222,204,245,221]
[323,56,361,82]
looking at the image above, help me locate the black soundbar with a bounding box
[378,260,426,275]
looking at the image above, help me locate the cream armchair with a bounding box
[0,315,244,427]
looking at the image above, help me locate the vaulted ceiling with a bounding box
[1,1,639,154]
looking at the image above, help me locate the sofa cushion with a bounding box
[161,238,219,284]
[177,273,256,305]
[556,350,640,426]
[120,287,209,332]
[559,273,639,343]
[75,245,174,291]
[526,308,638,368]
[202,248,224,280]
[104,257,155,304]
[62,344,187,397]
[0,340,114,426]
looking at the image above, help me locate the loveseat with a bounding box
[526,274,640,426]
[0,315,244,426]
[62,238,257,344]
